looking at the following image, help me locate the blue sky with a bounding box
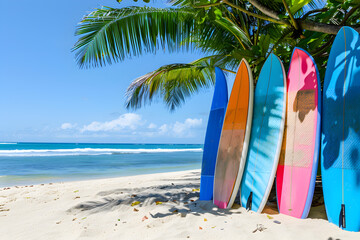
[0,0,235,144]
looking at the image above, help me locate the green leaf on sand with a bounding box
[131,201,141,206]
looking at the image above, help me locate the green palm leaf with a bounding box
[125,55,235,110]
[73,5,255,69]
[126,63,213,110]
[73,6,197,68]
[215,17,252,48]
[192,54,238,72]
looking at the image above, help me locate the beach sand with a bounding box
[0,170,358,240]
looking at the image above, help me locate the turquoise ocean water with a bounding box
[0,142,203,187]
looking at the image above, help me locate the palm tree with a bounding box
[73,0,360,110]
[73,2,250,110]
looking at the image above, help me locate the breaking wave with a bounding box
[0,148,203,157]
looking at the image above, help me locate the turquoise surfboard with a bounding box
[240,53,286,212]
[200,67,228,200]
[322,26,360,231]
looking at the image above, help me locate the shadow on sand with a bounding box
[67,171,329,221]
[67,172,244,218]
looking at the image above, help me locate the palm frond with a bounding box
[291,0,326,18]
[125,57,234,110]
[73,5,253,69]
[256,0,285,12]
[215,17,252,48]
[73,6,197,68]
[190,22,238,55]
[191,54,238,72]
[168,0,191,7]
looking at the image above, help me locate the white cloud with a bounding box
[80,113,142,132]
[59,115,203,139]
[159,124,169,134]
[173,118,202,135]
[148,123,157,129]
[61,123,76,130]
[158,118,202,137]
[185,118,203,126]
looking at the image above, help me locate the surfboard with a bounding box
[213,59,254,209]
[200,67,228,201]
[322,26,360,231]
[240,53,286,212]
[276,47,321,219]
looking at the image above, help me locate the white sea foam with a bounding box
[0,148,203,157]
[0,143,17,145]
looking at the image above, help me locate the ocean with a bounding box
[0,142,203,187]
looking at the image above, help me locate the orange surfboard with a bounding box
[213,59,254,209]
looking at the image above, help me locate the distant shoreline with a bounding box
[0,168,201,188]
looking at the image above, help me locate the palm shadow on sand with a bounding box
[67,171,242,218]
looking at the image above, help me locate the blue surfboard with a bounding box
[322,26,360,231]
[200,67,228,200]
[240,53,286,212]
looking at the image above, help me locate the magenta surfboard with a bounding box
[276,47,321,218]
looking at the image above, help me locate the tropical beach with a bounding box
[2,0,360,239]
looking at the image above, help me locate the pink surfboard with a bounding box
[276,47,321,218]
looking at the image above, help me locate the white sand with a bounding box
[0,170,358,240]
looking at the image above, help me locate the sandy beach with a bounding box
[0,170,358,240]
